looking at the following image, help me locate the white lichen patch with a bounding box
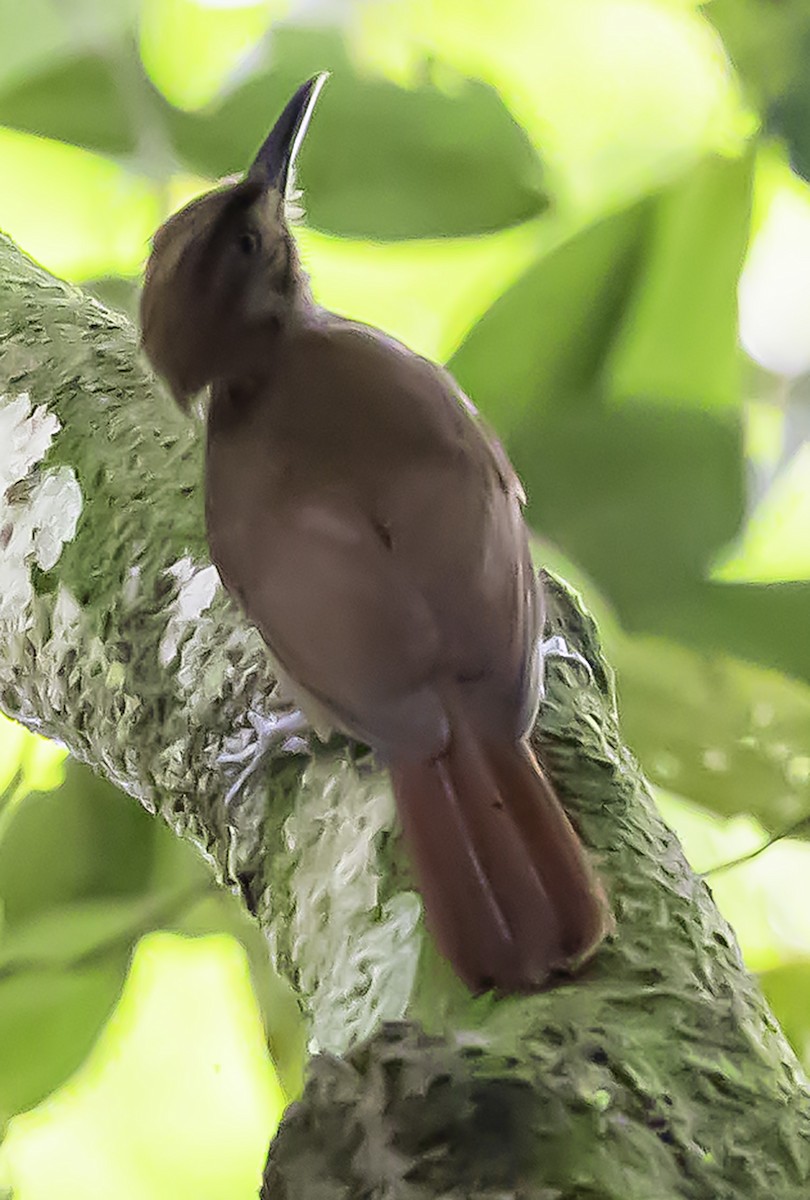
[159,557,221,667]
[277,758,422,1056]
[0,392,59,492]
[0,392,82,631]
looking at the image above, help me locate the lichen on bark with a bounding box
[0,233,808,1199]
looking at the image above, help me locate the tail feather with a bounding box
[390,717,609,993]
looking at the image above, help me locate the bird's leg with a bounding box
[220,703,311,811]
[540,634,594,688]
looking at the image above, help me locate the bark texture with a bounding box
[0,234,808,1199]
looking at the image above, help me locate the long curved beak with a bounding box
[250,73,329,196]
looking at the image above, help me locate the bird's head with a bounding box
[140,74,327,409]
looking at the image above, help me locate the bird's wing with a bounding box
[205,318,541,755]
[214,483,452,758]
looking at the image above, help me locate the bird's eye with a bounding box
[238,230,260,256]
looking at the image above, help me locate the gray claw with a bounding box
[220,707,311,811]
[541,635,594,683]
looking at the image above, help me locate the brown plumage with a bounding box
[141,76,610,993]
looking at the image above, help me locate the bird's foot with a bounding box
[220,706,311,812]
[541,634,594,684]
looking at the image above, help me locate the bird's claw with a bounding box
[220,707,311,812]
[541,634,594,684]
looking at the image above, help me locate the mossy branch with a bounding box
[0,234,808,1199]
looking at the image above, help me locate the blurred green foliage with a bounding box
[709,0,810,183]
[0,726,295,1199]
[2,0,810,1196]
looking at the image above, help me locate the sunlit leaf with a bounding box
[760,961,810,1067]
[656,791,810,971]
[0,128,161,279]
[172,892,306,1102]
[3,936,283,1200]
[357,0,746,214]
[450,160,797,677]
[605,151,754,408]
[450,201,650,436]
[167,27,549,239]
[0,712,65,800]
[0,962,127,1124]
[298,218,545,364]
[456,219,746,592]
[146,803,308,1103]
[0,751,303,1124]
[140,0,279,111]
[713,443,810,583]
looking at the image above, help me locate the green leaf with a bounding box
[0,750,306,1109]
[605,152,754,408]
[769,78,810,185]
[0,55,139,157]
[708,0,810,108]
[628,579,810,691]
[0,1,70,94]
[708,0,810,184]
[535,541,810,829]
[0,712,65,801]
[167,28,548,240]
[139,0,271,112]
[0,961,127,1123]
[759,961,810,1068]
[0,890,211,974]
[450,201,650,436]
[171,892,307,1103]
[0,0,137,93]
[713,441,810,584]
[614,635,810,830]
[513,404,744,607]
[144,774,309,1103]
[0,768,216,1121]
[450,158,786,678]
[0,760,156,926]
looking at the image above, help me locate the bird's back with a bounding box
[205,313,541,755]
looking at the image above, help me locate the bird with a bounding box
[140,74,610,994]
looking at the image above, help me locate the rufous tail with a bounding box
[390,718,610,993]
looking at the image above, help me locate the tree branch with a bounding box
[1,234,808,1198]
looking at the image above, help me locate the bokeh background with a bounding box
[2,0,810,1196]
